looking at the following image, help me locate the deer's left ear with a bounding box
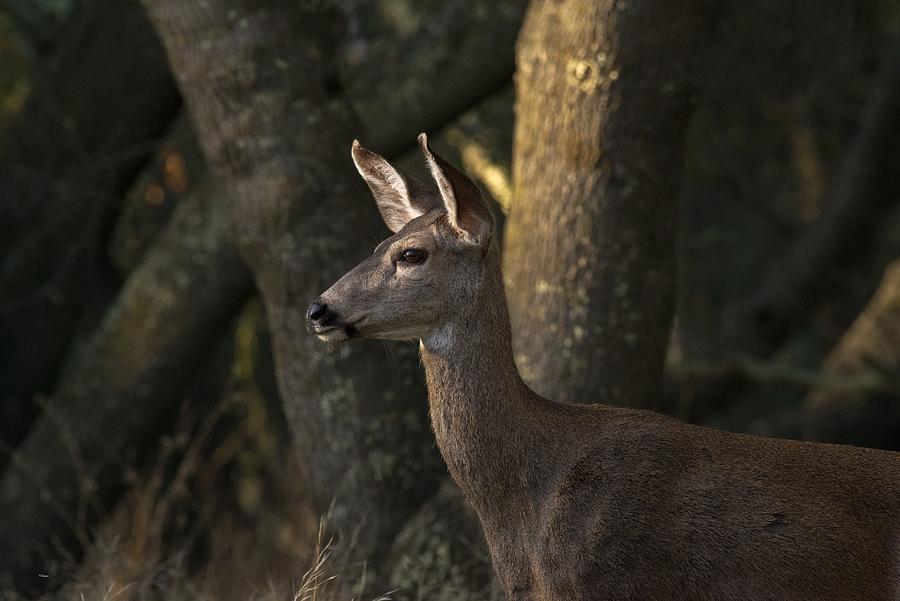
[418,133,493,246]
[352,139,441,233]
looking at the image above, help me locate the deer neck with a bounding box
[419,251,540,513]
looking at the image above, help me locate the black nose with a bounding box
[306,301,329,322]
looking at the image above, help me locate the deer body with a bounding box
[308,135,900,600]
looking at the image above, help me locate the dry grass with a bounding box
[46,515,391,601]
[8,391,392,601]
[290,520,393,601]
[26,451,390,601]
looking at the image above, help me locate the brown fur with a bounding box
[310,136,900,601]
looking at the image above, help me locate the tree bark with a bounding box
[142,0,448,566]
[504,0,711,408]
[0,0,180,453]
[803,260,900,450]
[0,179,252,595]
[386,480,499,601]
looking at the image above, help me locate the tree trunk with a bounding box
[803,260,900,450]
[0,179,252,595]
[504,0,711,408]
[142,0,447,565]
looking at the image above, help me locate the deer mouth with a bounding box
[315,325,350,342]
[311,317,364,343]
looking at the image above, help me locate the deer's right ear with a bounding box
[352,140,437,233]
[418,133,493,247]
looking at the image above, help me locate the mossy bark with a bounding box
[504,0,711,408]
[387,481,500,601]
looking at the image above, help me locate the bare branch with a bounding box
[803,260,900,449]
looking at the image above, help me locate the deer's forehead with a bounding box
[398,210,447,237]
[374,211,452,254]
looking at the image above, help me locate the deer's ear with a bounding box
[352,139,438,233]
[418,133,493,246]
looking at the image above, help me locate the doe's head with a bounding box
[306,134,495,343]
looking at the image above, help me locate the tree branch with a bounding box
[802,260,900,450]
[347,0,525,157]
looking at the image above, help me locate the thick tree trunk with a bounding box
[0,180,252,595]
[0,0,179,453]
[504,0,710,408]
[803,260,900,449]
[142,0,447,565]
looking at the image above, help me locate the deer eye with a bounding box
[399,248,427,265]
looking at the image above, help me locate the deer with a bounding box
[306,134,900,601]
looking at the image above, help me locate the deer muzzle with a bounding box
[305,300,355,342]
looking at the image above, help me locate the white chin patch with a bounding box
[317,329,349,343]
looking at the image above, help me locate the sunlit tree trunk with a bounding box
[504,0,710,409]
